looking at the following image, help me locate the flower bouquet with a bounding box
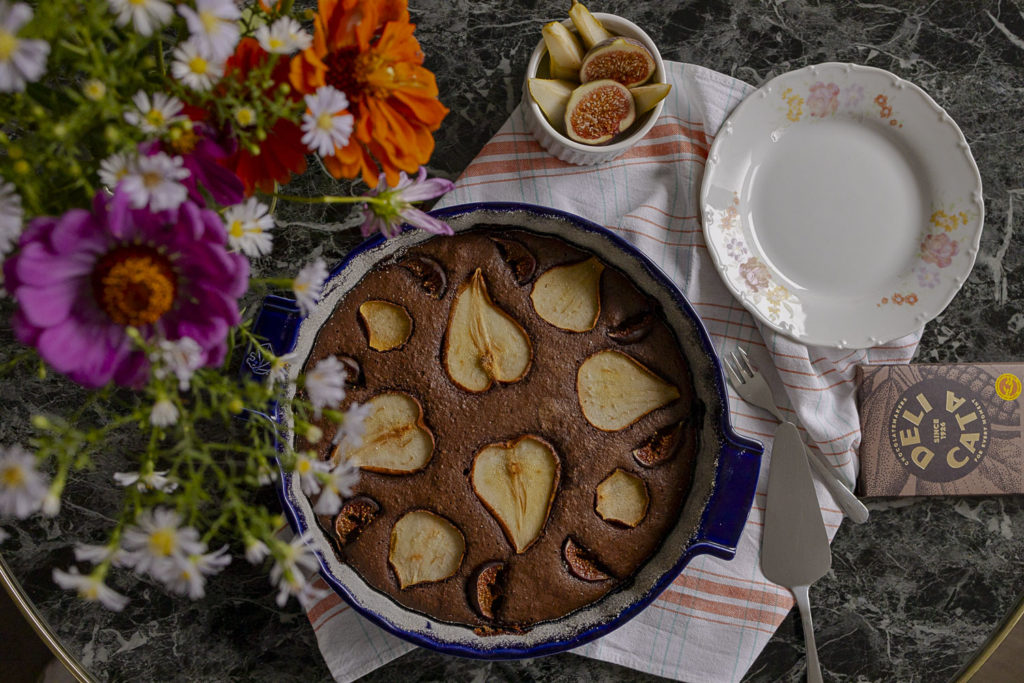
[0,0,455,609]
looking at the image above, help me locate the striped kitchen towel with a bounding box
[304,61,920,682]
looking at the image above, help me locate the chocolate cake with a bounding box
[303,227,700,629]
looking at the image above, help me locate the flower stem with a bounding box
[273,193,385,206]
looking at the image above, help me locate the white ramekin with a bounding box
[522,13,667,166]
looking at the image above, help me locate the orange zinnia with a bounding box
[290,0,449,187]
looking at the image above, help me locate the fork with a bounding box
[726,347,870,524]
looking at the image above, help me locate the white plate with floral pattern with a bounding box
[700,62,984,348]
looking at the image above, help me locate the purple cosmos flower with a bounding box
[2,188,248,388]
[360,167,454,239]
[142,121,244,207]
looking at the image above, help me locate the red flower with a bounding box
[222,38,308,195]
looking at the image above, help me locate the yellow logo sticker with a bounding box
[996,373,1022,401]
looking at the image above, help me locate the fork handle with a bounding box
[804,442,870,524]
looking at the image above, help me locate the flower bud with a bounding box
[104,125,121,144]
[31,415,51,430]
[277,83,290,96]
[228,398,244,414]
[305,424,323,444]
[256,129,267,141]
[13,160,29,175]
[52,124,68,139]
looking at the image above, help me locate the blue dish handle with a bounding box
[688,430,763,561]
[243,294,303,379]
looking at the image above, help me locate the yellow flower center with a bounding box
[145,109,166,129]
[234,107,255,127]
[269,37,284,50]
[189,55,208,75]
[92,246,178,327]
[296,459,311,474]
[148,528,176,557]
[316,112,335,133]
[84,79,106,101]
[0,30,19,62]
[199,10,221,34]
[82,584,100,600]
[229,219,245,238]
[1,465,24,487]
[168,125,198,155]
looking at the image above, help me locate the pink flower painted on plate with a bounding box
[921,232,959,268]
[739,256,770,292]
[807,82,839,117]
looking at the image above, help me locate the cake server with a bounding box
[761,421,832,683]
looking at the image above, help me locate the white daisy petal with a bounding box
[224,197,275,258]
[300,86,354,157]
[53,566,130,611]
[256,16,312,54]
[107,0,173,37]
[0,444,47,518]
[304,356,347,417]
[293,258,328,317]
[178,0,240,61]
[0,179,23,257]
[0,2,50,93]
[170,38,223,92]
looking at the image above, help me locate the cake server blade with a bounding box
[761,421,832,683]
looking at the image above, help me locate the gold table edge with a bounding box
[0,552,95,683]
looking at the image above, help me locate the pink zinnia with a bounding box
[2,189,249,388]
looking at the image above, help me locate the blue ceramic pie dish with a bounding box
[248,202,762,659]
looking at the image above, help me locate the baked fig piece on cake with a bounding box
[444,268,533,392]
[489,235,538,285]
[334,392,433,474]
[389,510,465,589]
[335,355,363,387]
[596,468,649,528]
[530,257,604,332]
[334,496,380,545]
[563,537,611,581]
[633,420,685,467]
[468,561,508,620]
[358,300,412,351]
[606,309,656,345]
[577,349,680,431]
[471,436,560,553]
[398,254,447,299]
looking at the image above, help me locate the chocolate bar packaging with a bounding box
[856,363,1024,497]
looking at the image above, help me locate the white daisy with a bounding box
[331,401,371,448]
[40,488,60,517]
[53,567,130,612]
[224,197,275,258]
[255,16,312,54]
[313,461,360,516]
[83,78,106,101]
[74,543,125,566]
[150,397,179,427]
[120,507,205,577]
[163,545,230,599]
[171,38,223,92]
[269,531,320,607]
[0,179,22,257]
[0,2,50,93]
[304,356,347,417]
[178,0,240,62]
[123,90,184,134]
[266,351,296,392]
[292,451,330,496]
[244,537,270,565]
[300,86,354,157]
[293,258,328,317]
[98,151,135,189]
[119,153,190,212]
[0,444,47,518]
[113,469,178,494]
[107,0,173,37]
[151,336,204,390]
